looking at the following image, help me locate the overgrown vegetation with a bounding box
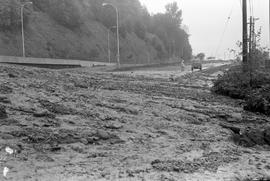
[212,65,270,115]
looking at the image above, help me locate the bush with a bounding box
[244,85,270,115]
[212,65,270,115]
[211,65,250,99]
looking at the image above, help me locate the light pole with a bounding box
[107,26,116,63]
[102,3,120,67]
[107,29,111,63]
[21,2,32,57]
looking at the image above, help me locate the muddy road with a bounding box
[0,63,269,181]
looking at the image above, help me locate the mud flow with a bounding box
[0,64,269,181]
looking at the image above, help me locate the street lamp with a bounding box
[107,26,116,63]
[102,3,120,67]
[107,28,111,63]
[21,2,32,57]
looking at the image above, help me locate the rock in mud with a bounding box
[0,84,13,94]
[36,154,55,162]
[39,100,77,115]
[95,130,111,140]
[245,129,266,145]
[263,127,270,145]
[104,122,123,130]
[231,127,270,147]
[8,73,17,78]
[0,105,8,119]
[74,81,88,89]
[0,96,11,104]
[0,118,20,126]
[33,110,56,119]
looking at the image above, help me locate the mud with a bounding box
[0,63,269,180]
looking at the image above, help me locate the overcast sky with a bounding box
[139,0,269,59]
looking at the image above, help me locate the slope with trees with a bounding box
[0,0,192,63]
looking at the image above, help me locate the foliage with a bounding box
[33,0,82,29]
[212,65,270,115]
[93,0,192,61]
[0,0,31,31]
[196,53,205,60]
[165,2,182,27]
[0,0,193,63]
[149,1,192,60]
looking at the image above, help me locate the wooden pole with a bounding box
[249,17,252,60]
[242,0,248,72]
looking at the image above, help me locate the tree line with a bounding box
[0,0,192,62]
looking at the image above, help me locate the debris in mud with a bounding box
[10,127,124,147]
[0,118,20,126]
[96,103,139,115]
[74,81,89,89]
[104,122,123,130]
[39,117,61,127]
[236,176,270,181]
[87,152,109,158]
[0,96,11,104]
[222,124,270,147]
[33,110,56,119]
[151,159,200,173]
[36,154,55,162]
[39,100,77,115]
[0,105,8,119]
[0,84,13,94]
[151,152,239,173]
[8,73,18,78]
[264,127,270,145]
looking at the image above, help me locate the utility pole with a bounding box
[242,0,248,72]
[249,17,253,62]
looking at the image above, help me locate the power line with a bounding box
[249,0,252,16]
[214,3,234,58]
[251,0,254,16]
[249,0,254,17]
[239,0,242,8]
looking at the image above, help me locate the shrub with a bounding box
[211,65,250,99]
[212,65,270,115]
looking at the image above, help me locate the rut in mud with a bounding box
[0,64,270,181]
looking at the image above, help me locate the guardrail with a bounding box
[0,56,115,68]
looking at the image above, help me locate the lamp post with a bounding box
[107,26,116,63]
[107,29,111,63]
[21,2,32,57]
[102,3,120,67]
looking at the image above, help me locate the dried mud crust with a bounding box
[0,64,270,181]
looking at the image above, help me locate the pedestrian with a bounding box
[180,58,185,71]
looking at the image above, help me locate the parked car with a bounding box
[191,59,202,71]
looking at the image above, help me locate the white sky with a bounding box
[139,0,269,59]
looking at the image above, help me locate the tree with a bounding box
[0,0,21,30]
[165,2,182,27]
[33,0,82,29]
[196,53,205,60]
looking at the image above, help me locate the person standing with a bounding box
[180,58,185,71]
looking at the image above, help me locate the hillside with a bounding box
[0,0,192,63]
